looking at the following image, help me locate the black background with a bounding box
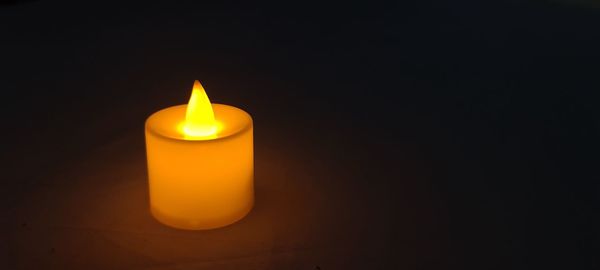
[1,0,599,269]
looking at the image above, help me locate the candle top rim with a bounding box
[146,103,252,142]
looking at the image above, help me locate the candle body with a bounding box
[145,104,253,230]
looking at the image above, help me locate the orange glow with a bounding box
[145,82,254,230]
[182,80,217,138]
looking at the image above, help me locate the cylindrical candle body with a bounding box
[145,104,253,230]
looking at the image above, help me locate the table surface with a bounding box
[1,1,599,269]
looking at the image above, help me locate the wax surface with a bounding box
[145,104,253,230]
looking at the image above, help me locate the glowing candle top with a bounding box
[146,81,250,142]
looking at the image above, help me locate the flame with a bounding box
[182,80,217,137]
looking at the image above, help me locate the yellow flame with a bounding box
[182,80,217,137]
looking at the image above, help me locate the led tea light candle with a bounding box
[145,81,253,230]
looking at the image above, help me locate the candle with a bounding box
[145,81,254,230]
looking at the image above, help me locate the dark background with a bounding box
[1,0,599,269]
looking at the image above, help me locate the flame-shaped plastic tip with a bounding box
[183,80,217,137]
